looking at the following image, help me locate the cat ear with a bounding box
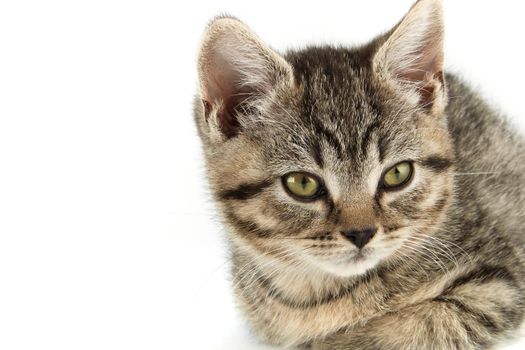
[197,16,293,138]
[373,0,446,113]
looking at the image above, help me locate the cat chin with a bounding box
[312,253,384,277]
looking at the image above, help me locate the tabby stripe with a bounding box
[377,133,392,163]
[391,200,421,220]
[219,180,273,201]
[224,210,273,238]
[425,189,450,215]
[387,184,447,219]
[244,267,379,309]
[311,119,344,158]
[325,197,337,221]
[361,119,381,157]
[420,156,454,173]
[443,265,516,294]
[310,139,324,168]
[433,296,502,333]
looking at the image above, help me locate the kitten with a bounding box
[193,0,525,348]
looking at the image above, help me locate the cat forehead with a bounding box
[237,47,423,168]
[256,95,417,169]
[287,47,375,103]
[284,47,403,128]
[270,52,407,147]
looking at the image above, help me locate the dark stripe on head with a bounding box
[390,198,421,220]
[373,192,384,215]
[426,190,449,214]
[224,210,274,238]
[309,139,324,168]
[325,197,337,221]
[219,179,273,201]
[377,133,392,163]
[421,156,454,173]
[442,265,517,294]
[360,119,381,157]
[401,188,451,220]
[311,119,344,158]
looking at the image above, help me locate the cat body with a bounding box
[194,0,525,348]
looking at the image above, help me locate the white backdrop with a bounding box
[1,1,524,349]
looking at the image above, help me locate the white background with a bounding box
[1,0,524,349]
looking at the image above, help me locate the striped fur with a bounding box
[194,0,525,349]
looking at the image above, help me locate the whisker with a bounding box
[391,246,430,280]
[418,226,474,264]
[453,172,500,176]
[407,234,459,270]
[401,239,450,276]
[193,258,231,297]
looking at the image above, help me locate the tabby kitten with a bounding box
[194,0,525,348]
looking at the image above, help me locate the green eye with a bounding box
[283,172,322,200]
[383,162,413,189]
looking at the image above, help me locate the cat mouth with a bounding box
[343,249,370,263]
[349,251,369,263]
[352,252,365,261]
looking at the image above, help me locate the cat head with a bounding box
[195,0,455,277]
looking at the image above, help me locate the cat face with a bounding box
[196,0,455,277]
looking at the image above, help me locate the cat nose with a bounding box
[341,228,376,249]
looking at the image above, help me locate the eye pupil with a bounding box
[394,168,400,177]
[301,176,308,187]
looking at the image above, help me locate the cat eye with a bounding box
[282,172,324,201]
[382,161,413,189]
